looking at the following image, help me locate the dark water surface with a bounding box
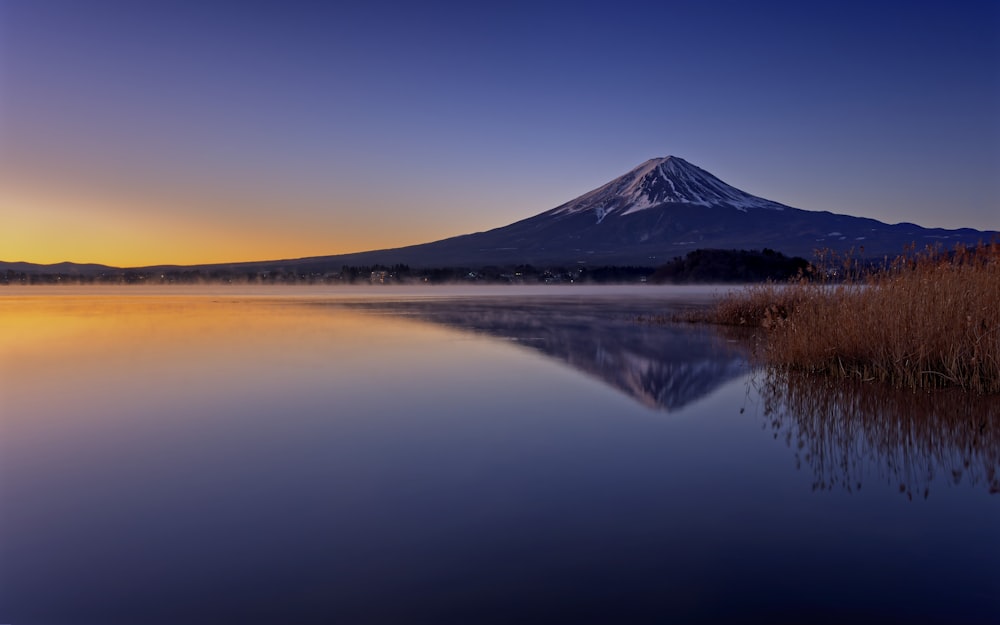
[1,287,997,624]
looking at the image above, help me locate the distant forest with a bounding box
[1,263,654,285]
[650,248,810,283]
[2,249,809,285]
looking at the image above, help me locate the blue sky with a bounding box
[1,0,997,265]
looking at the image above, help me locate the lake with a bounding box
[1,286,997,624]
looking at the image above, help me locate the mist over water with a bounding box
[1,287,996,624]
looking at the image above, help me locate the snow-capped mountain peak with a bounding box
[553,156,788,220]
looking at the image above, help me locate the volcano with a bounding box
[266,156,992,269]
[13,156,992,277]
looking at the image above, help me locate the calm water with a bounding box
[1,286,997,624]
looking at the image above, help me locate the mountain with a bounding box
[6,157,996,275]
[242,156,995,270]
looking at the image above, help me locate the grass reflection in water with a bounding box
[755,368,999,498]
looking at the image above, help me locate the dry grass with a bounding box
[710,242,1000,393]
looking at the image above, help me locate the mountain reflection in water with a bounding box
[338,297,748,412]
[340,296,999,498]
[757,369,1000,497]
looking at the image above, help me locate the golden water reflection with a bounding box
[757,369,1000,497]
[0,295,461,433]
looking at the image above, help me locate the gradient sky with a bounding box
[1,0,998,267]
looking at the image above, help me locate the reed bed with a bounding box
[711,242,1000,393]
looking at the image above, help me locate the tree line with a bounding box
[2,249,811,285]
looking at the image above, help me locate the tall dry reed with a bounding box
[713,242,1000,393]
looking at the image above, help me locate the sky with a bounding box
[1,0,998,267]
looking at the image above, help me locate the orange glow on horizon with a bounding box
[0,185,477,267]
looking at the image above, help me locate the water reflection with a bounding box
[2,291,997,623]
[757,369,1000,497]
[339,297,749,412]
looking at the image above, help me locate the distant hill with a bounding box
[0,261,118,275]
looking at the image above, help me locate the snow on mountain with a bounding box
[552,156,788,221]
